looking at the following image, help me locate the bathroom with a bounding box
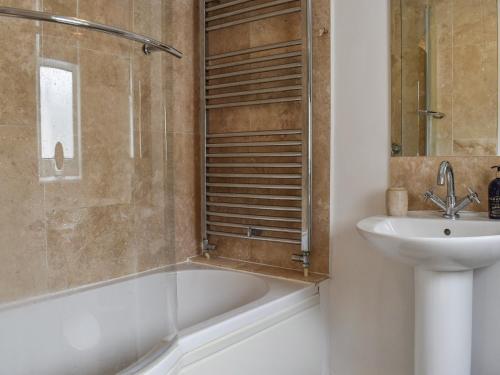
[0,0,499,374]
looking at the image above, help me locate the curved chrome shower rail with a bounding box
[0,6,183,59]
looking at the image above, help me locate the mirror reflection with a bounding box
[391,0,499,156]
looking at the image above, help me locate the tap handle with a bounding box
[467,187,481,204]
[423,187,435,201]
[423,191,431,201]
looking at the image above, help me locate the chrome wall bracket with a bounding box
[143,45,159,55]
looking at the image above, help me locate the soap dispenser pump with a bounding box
[489,166,500,219]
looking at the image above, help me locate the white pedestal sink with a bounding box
[357,211,500,375]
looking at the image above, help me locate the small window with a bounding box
[37,58,81,182]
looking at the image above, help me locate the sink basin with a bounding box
[357,211,500,375]
[357,212,500,271]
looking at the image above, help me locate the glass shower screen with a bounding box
[0,2,178,374]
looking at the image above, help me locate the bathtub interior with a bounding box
[176,267,270,329]
[0,271,178,375]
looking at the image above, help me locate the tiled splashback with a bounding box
[0,0,199,303]
[391,157,500,212]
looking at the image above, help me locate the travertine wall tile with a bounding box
[0,127,47,302]
[77,0,133,56]
[46,205,136,291]
[390,156,500,212]
[172,131,201,262]
[0,17,37,127]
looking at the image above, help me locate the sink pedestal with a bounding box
[357,213,500,374]
[414,268,473,375]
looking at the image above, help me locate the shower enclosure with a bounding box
[0,2,181,374]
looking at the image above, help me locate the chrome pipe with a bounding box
[0,7,182,58]
[206,75,302,90]
[207,152,302,157]
[207,192,302,200]
[207,129,302,138]
[206,63,302,80]
[207,40,302,61]
[199,1,211,253]
[206,7,301,31]
[206,163,302,168]
[207,173,302,178]
[206,202,302,211]
[206,85,301,99]
[207,183,302,190]
[302,0,313,264]
[206,212,302,222]
[207,141,302,147]
[207,231,301,245]
[207,221,301,234]
[207,97,302,109]
[206,0,254,12]
[207,52,302,70]
[206,0,297,22]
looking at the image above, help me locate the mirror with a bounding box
[391,0,498,156]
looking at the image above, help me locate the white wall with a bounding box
[475,15,500,372]
[329,1,414,374]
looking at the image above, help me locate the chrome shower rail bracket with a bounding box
[0,7,183,59]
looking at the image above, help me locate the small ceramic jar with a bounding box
[386,187,408,217]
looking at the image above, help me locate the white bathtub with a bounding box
[0,263,324,375]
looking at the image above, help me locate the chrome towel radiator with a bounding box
[200,0,313,275]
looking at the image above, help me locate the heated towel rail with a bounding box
[0,7,182,58]
[200,0,313,275]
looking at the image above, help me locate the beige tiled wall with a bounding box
[0,0,199,303]
[391,156,500,212]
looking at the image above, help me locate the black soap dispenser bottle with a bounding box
[489,166,500,219]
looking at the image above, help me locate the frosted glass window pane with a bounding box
[40,66,74,159]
